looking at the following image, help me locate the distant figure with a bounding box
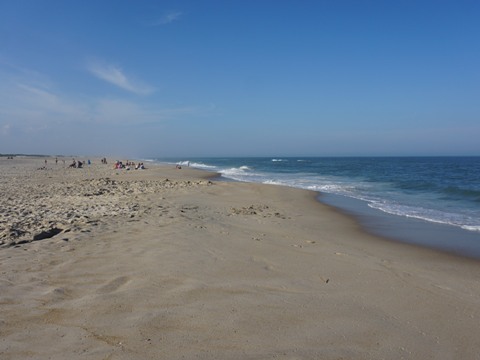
[87,159,91,165]
[45,159,47,166]
[55,157,58,165]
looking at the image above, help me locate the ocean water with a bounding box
[154,157,480,258]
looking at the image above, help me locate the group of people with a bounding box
[69,159,84,168]
[35,156,148,170]
[113,161,145,170]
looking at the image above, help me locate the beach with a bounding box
[1,157,479,359]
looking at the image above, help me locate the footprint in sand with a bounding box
[97,276,130,294]
[44,287,71,302]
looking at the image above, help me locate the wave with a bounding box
[368,202,480,232]
[271,159,287,162]
[462,225,480,232]
[220,165,257,179]
[175,161,218,169]
[263,180,285,186]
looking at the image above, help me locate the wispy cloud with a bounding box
[17,83,63,109]
[0,123,11,136]
[0,63,215,150]
[87,60,154,95]
[0,62,219,155]
[2,82,89,124]
[0,79,89,142]
[151,10,182,26]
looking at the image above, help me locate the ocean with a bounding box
[154,157,480,259]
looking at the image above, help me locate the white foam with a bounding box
[462,225,480,232]
[180,161,217,169]
[263,180,285,186]
[368,202,480,232]
[220,166,257,179]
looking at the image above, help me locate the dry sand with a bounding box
[1,156,479,359]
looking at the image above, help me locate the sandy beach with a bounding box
[1,157,479,359]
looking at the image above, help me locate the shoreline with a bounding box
[198,165,480,261]
[157,156,480,261]
[1,156,480,359]
[319,192,480,261]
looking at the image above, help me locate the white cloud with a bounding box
[0,64,215,150]
[0,79,88,127]
[0,78,204,132]
[87,60,154,95]
[0,123,11,136]
[17,84,63,110]
[152,11,182,25]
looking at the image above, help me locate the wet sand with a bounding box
[1,156,479,359]
[320,192,480,260]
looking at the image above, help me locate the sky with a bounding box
[1,0,479,157]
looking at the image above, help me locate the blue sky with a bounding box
[1,0,479,157]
